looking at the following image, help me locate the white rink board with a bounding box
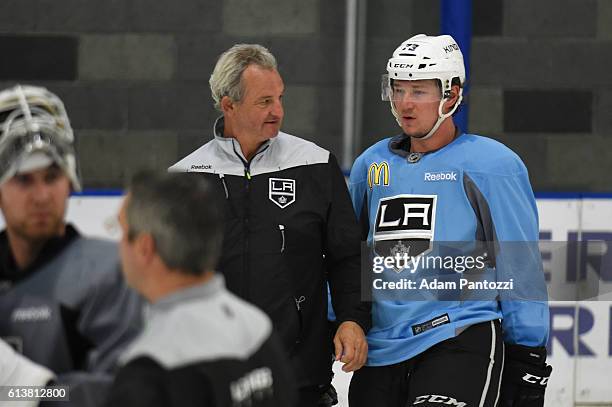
[537,199,612,406]
[575,200,612,403]
[2,195,612,406]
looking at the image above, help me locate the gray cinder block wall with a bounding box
[467,0,611,192]
[0,0,609,191]
[0,0,346,187]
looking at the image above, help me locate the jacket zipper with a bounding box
[278,224,285,253]
[243,164,251,299]
[231,142,269,301]
[293,296,306,348]
[218,173,229,199]
[229,142,252,299]
[218,173,240,219]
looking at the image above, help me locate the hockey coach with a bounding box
[169,43,371,406]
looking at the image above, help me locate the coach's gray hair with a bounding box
[126,171,223,276]
[209,43,278,111]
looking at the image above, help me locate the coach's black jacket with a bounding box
[169,118,370,386]
[105,275,297,407]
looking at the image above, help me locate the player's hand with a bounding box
[499,344,552,407]
[333,321,368,372]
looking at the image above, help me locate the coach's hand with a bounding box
[333,321,368,372]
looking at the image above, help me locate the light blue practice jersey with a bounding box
[349,132,549,367]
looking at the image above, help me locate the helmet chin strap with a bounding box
[390,89,463,141]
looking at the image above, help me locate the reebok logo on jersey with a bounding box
[189,164,212,170]
[424,171,457,182]
[11,306,52,322]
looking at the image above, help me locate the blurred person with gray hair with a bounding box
[169,44,371,406]
[0,84,142,405]
[105,171,296,407]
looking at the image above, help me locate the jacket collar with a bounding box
[0,224,80,285]
[212,116,275,164]
[151,274,226,313]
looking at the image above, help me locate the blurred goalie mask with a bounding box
[382,34,466,140]
[0,85,80,190]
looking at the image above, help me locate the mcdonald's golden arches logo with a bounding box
[368,161,390,189]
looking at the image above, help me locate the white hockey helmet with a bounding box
[382,34,466,139]
[0,85,81,190]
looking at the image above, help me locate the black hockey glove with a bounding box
[499,344,552,407]
[318,383,338,406]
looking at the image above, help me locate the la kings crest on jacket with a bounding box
[268,178,295,208]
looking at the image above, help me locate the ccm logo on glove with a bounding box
[522,373,549,386]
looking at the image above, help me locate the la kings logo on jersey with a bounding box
[373,195,437,268]
[269,178,296,209]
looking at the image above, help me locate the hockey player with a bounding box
[348,34,551,406]
[105,171,297,406]
[169,44,370,406]
[0,85,142,402]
